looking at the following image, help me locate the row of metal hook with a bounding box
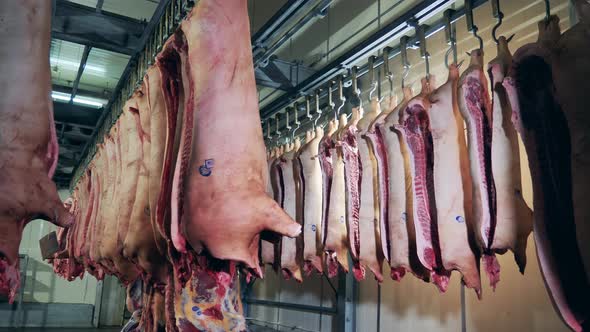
[264,0,553,146]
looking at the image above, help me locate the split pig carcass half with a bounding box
[504,8,590,331]
[169,0,301,275]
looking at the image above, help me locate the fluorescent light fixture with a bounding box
[51,91,71,101]
[73,97,105,108]
[51,91,106,108]
[416,0,454,24]
[50,57,106,74]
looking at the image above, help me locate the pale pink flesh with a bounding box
[364,127,390,264]
[299,128,324,276]
[280,149,303,282]
[0,1,74,300]
[429,66,481,296]
[487,38,532,275]
[176,0,300,273]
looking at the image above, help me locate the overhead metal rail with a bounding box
[253,0,332,68]
[260,0,488,122]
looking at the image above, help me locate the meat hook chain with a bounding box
[465,0,484,50]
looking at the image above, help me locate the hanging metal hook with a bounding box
[306,95,313,122]
[314,89,323,128]
[284,107,292,144]
[415,24,430,79]
[400,35,411,88]
[273,114,281,148]
[465,0,484,50]
[544,0,551,22]
[444,9,458,68]
[350,66,362,109]
[328,81,337,121]
[491,0,504,44]
[291,103,301,140]
[336,75,346,116]
[368,56,377,101]
[383,46,393,97]
[265,118,271,141]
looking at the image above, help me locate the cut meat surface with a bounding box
[458,50,500,289]
[396,79,451,291]
[487,37,532,275]
[429,65,481,296]
[340,108,363,280]
[357,99,385,282]
[172,0,301,274]
[0,0,74,302]
[381,88,429,281]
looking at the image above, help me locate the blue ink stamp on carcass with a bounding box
[401,212,407,222]
[340,216,345,224]
[311,224,316,232]
[455,215,465,223]
[199,158,214,177]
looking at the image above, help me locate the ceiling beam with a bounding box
[69,45,91,102]
[51,0,146,55]
[53,102,102,127]
[53,84,109,100]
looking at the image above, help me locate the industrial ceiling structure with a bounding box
[51,0,160,188]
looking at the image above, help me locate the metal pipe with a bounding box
[254,0,332,67]
[243,298,337,315]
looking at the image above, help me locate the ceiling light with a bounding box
[51,91,71,102]
[50,57,106,74]
[72,97,105,108]
[51,91,106,108]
